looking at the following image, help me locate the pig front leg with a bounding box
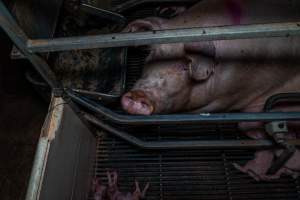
[236,121,300,181]
[233,150,277,181]
[234,145,300,181]
[234,122,278,181]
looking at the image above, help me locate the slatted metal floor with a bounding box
[93,126,300,200]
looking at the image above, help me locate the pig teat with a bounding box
[121,90,155,115]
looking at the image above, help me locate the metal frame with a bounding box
[26,97,96,200]
[0,1,59,88]
[2,1,300,149]
[84,113,300,150]
[67,90,300,125]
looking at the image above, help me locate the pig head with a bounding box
[122,53,215,115]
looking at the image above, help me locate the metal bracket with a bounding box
[265,121,296,175]
[263,93,300,174]
[10,45,25,59]
[265,121,288,142]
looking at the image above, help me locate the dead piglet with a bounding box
[106,171,149,200]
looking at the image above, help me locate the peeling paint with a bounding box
[41,97,65,140]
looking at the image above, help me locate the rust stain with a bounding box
[41,97,64,140]
[27,39,49,46]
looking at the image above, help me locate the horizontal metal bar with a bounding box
[84,114,300,150]
[27,21,300,53]
[66,90,300,125]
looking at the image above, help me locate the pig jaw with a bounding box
[122,90,156,115]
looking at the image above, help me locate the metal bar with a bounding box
[111,0,198,13]
[264,92,300,111]
[0,1,60,88]
[66,91,300,125]
[84,114,300,150]
[80,3,127,24]
[27,21,300,53]
[25,138,49,200]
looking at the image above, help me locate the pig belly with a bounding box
[162,0,300,60]
[169,0,300,28]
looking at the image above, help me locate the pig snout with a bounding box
[121,59,209,115]
[122,90,155,115]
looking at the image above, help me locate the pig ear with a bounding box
[123,17,163,33]
[186,54,215,81]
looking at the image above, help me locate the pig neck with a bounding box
[189,60,300,113]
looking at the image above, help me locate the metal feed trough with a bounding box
[2,0,300,199]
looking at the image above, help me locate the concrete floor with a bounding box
[0,29,48,200]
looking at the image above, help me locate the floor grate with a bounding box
[93,130,300,200]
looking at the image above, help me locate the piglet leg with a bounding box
[133,180,150,200]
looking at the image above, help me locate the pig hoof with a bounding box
[121,91,154,115]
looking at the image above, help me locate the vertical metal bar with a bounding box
[25,138,49,200]
[0,1,60,88]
